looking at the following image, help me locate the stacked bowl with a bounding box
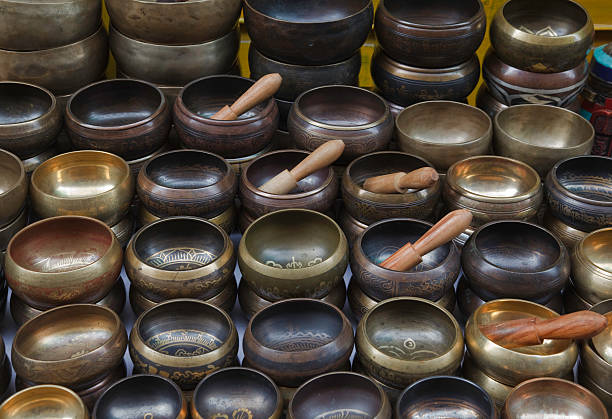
[0,150,28,264]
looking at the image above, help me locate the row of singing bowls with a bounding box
[0,385,88,419]
[0,149,28,227]
[0,26,108,95]
[572,228,612,303]
[288,86,394,163]
[342,152,441,224]
[395,101,492,172]
[174,75,278,158]
[490,0,594,73]
[546,155,612,232]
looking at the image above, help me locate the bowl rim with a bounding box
[575,227,612,277]
[374,48,480,76]
[0,81,58,127]
[0,149,25,199]
[378,0,484,30]
[0,24,105,55]
[250,45,361,69]
[226,141,276,165]
[244,0,372,25]
[548,155,612,207]
[0,384,87,416]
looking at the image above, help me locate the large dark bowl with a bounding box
[0,149,27,227]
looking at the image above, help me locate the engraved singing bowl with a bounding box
[129,299,238,390]
[126,217,235,302]
[30,150,134,225]
[238,209,348,300]
[288,372,392,419]
[0,385,88,419]
[93,374,188,419]
[11,304,127,387]
[0,149,27,227]
[355,297,464,389]
[0,82,62,159]
[476,84,508,121]
[490,0,594,73]
[242,298,354,388]
[191,367,283,419]
[138,204,236,236]
[543,210,588,251]
[572,228,612,304]
[465,299,578,387]
[5,216,123,310]
[462,354,514,410]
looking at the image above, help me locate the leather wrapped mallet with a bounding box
[211,73,282,120]
[363,167,439,193]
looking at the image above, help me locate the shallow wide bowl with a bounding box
[476,84,509,120]
[191,367,282,419]
[0,206,27,251]
[0,149,27,227]
[137,203,236,235]
[0,385,88,419]
[238,209,348,300]
[572,228,612,303]
[462,354,514,410]
[544,210,589,251]
[396,101,492,171]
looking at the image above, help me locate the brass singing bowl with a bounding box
[191,367,282,419]
[0,149,27,227]
[0,205,27,251]
[138,204,236,235]
[462,354,513,410]
[22,147,57,176]
[465,299,578,387]
[0,385,88,419]
[572,228,612,304]
[544,210,588,251]
[396,101,492,171]
[11,304,127,387]
[355,297,464,389]
[494,104,594,177]
[238,209,348,301]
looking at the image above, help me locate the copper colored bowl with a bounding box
[0,385,88,419]
[0,205,27,251]
[0,149,27,227]
[543,210,588,251]
[572,228,612,304]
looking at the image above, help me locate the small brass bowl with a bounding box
[288,372,392,419]
[564,279,593,312]
[544,210,588,251]
[355,297,464,388]
[572,228,612,303]
[93,374,188,419]
[342,152,441,224]
[12,304,127,387]
[30,150,134,225]
[22,146,58,176]
[0,149,27,227]
[138,203,236,236]
[352,356,403,404]
[129,299,239,390]
[465,299,578,387]
[243,298,354,388]
[339,209,368,249]
[238,209,348,300]
[396,101,492,172]
[110,214,133,249]
[0,385,88,419]
[191,367,282,419]
[462,354,513,410]
[0,206,27,251]
[5,216,123,309]
[476,84,508,120]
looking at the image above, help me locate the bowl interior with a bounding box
[135,218,224,271]
[503,0,587,36]
[365,299,457,361]
[10,217,112,273]
[0,151,23,195]
[299,87,387,127]
[582,229,612,272]
[556,157,612,203]
[252,300,343,351]
[385,0,481,25]
[70,80,162,127]
[349,152,431,188]
[3,386,85,418]
[0,83,53,125]
[139,301,231,356]
[247,0,370,23]
[146,151,227,189]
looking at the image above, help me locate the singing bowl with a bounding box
[242,298,354,388]
[0,205,26,251]
[93,374,188,419]
[490,0,594,73]
[462,355,514,409]
[0,149,27,227]
[238,209,348,300]
[191,367,283,419]
[30,150,134,225]
[5,216,123,309]
[174,75,278,158]
[0,385,88,419]
[546,156,612,232]
[544,210,588,251]
[288,86,393,163]
[339,209,368,249]
[504,378,607,419]
[564,279,593,313]
[572,228,612,303]
[371,49,479,106]
[341,152,441,224]
[0,26,108,96]
[137,149,237,218]
[22,147,57,176]
[395,101,492,172]
[0,82,62,159]
[288,372,391,419]
[375,0,485,68]
[138,203,236,236]
[243,0,373,65]
[465,299,578,387]
[129,299,238,390]
[476,84,508,121]
[355,297,463,388]
[249,46,361,101]
[109,25,239,87]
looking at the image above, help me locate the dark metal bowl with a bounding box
[0,149,27,227]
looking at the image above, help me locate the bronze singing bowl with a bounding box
[462,354,514,410]
[129,299,239,390]
[0,149,27,227]
[0,26,108,96]
[465,299,578,387]
[240,150,339,218]
[110,24,239,87]
[93,374,188,419]
[490,0,594,73]
[355,297,464,388]
[564,279,594,313]
[22,147,58,176]
[288,86,393,164]
[137,149,237,218]
[238,209,348,300]
[0,82,62,159]
[572,228,612,304]
[5,216,123,309]
[138,204,236,236]
[0,385,88,419]
[339,209,368,249]
[544,210,588,251]
[476,84,508,121]
[342,152,441,224]
[396,101,492,172]
[191,367,282,419]
[110,214,133,248]
[0,205,27,251]
[11,304,127,387]
[30,150,134,225]
[504,378,607,419]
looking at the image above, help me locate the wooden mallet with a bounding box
[211,73,282,120]
[362,167,439,194]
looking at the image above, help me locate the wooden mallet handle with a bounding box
[362,167,439,194]
[379,209,472,271]
[211,73,282,120]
